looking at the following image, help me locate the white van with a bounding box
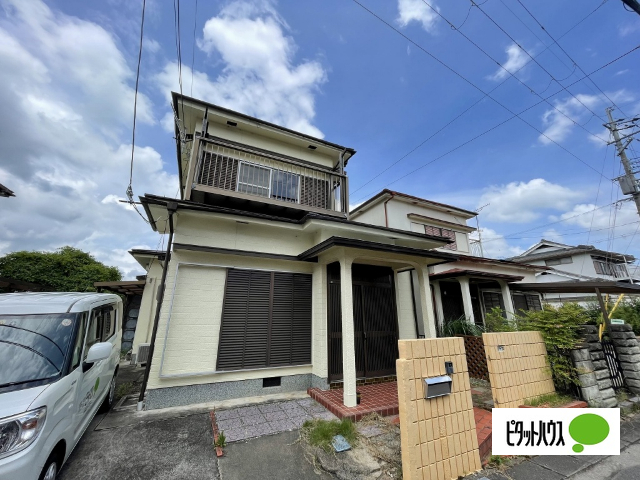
[0,293,122,480]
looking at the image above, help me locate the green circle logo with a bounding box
[569,414,609,453]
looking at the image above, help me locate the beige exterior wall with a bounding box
[205,122,336,169]
[146,249,314,391]
[131,261,163,354]
[483,331,555,408]
[396,338,481,480]
[396,271,418,339]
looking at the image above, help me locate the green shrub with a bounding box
[438,315,484,337]
[524,392,573,407]
[517,303,588,392]
[484,307,517,333]
[302,419,357,451]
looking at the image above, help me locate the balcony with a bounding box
[186,137,349,218]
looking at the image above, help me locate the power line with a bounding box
[482,219,640,240]
[472,0,606,121]
[190,0,198,97]
[126,0,150,224]
[349,0,628,197]
[352,44,639,203]
[514,0,629,118]
[420,0,610,144]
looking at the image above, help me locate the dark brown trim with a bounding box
[350,189,478,218]
[511,281,640,294]
[128,249,166,260]
[297,236,459,262]
[172,243,309,262]
[140,194,455,246]
[429,269,524,282]
[407,213,477,232]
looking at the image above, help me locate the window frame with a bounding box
[236,161,272,198]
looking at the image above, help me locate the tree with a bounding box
[0,246,121,292]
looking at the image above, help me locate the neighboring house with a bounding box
[132,93,461,409]
[350,190,546,329]
[0,183,14,197]
[509,240,640,305]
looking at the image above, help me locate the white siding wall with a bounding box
[396,271,418,339]
[131,262,163,353]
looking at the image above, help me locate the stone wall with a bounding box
[483,331,555,408]
[610,324,640,395]
[396,338,481,480]
[571,325,616,407]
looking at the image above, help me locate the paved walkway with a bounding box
[466,416,640,480]
[213,398,337,443]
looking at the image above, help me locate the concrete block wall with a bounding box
[483,331,555,408]
[572,325,617,407]
[610,323,640,395]
[396,338,481,480]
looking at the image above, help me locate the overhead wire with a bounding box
[351,45,639,203]
[349,0,631,198]
[513,0,629,118]
[126,0,150,224]
[190,0,198,97]
[472,0,605,121]
[420,0,611,144]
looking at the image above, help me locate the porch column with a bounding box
[339,256,357,407]
[498,280,515,320]
[431,280,445,328]
[457,277,475,324]
[415,266,437,338]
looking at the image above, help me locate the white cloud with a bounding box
[489,43,529,81]
[539,90,634,145]
[478,179,583,223]
[475,227,524,259]
[156,0,326,138]
[0,0,177,279]
[397,0,439,33]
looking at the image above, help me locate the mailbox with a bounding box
[424,375,452,399]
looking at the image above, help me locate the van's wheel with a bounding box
[99,374,117,413]
[39,450,62,480]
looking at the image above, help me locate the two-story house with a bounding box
[132,93,466,410]
[350,190,545,330]
[509,239,639,305]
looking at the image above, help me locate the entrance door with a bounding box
[327,263,399,382]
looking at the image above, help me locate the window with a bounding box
[424,225,458,250]
[593,260,628,278]
[545,256,573,266]
[237,162,271,197]
[102,308,116,341]
[83,305,116,360]
[216,269,312,371]
[512,293,542,313]
[271,170,299,203]
[84,311,102,360]
[71,313,87,370]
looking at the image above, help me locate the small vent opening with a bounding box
[263,377,282,388]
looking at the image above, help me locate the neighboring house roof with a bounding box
[518,239,569,257]
[350,189,478,219]
[509,241,635,264]
[453,253,548,272]
[0,183,15,197]
[406,213,476,233]
[536,268,600,282]
[512,280,640,295]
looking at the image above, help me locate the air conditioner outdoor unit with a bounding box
[136,343,151,367]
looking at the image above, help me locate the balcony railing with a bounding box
[188,137,348,216]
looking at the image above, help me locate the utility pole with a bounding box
[605,108,640,218]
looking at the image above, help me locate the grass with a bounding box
[301,419,358,452]
[115,382,139,401]
[524,393,574,407]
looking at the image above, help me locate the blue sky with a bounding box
[1,0,639,278]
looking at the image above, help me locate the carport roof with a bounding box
[429,268,524,283]
[511,280,640,295]
[94,280,146,295]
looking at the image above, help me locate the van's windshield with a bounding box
[0,313,79,390]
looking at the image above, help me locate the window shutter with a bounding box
[217,269,311,371]
[300,176,330,209]
[525,294,542,311]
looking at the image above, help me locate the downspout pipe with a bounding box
[383,192,395,228]
[137,202,178,410]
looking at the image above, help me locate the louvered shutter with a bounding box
[217,269,311,371]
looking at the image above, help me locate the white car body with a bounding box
[0,293,122,480]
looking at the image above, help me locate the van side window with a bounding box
[84,309,103,360]
[102,305,116,341]
[71,313,87,370]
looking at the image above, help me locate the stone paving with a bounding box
[214,398,338,442]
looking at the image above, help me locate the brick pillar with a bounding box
[610,324,640,395]
[576,326,617,407]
